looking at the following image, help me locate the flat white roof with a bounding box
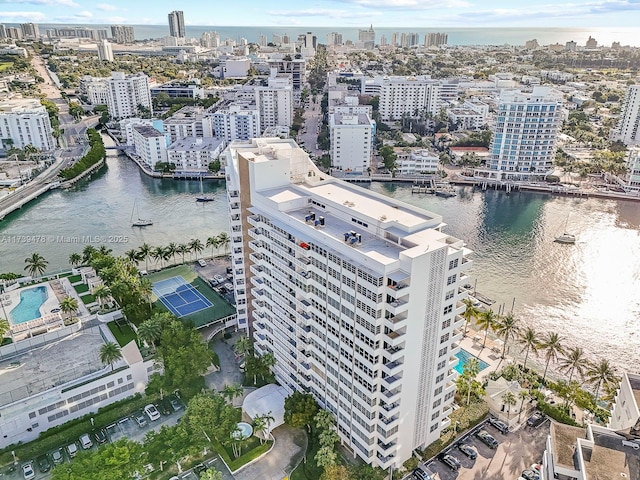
[242,384,288,430]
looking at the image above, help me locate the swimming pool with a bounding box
[8,286,48,324]
[454,349,490,374]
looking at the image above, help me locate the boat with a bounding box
[131,200,152,227]
[434,183,457,197]
[555,233,576,244]
[195,176,214,203]
[554,217,576,244]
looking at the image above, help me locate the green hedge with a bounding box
[537,400,579,426]
[0,393,159,464]
[211,437,272,472]
[59,129,106,180]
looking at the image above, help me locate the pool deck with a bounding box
[460,328,510,380]
[4,282,59,325]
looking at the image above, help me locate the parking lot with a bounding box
[414,417,550,480]
[195,256,235,306]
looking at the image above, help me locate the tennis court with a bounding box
[152,275,213,318]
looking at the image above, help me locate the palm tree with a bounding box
[138,243,152,271]
[216,232,230,254]
[494,312,520,359]
[93,285,111,309]
[461,298,479,337]
[124,249,139,266]
[177,244,189,264]
[99,342,122,371]
[502,391,517,420]
[234,335,252,358]
[221,384,244,403]
[189,238,204,261]
[166,242,178,266]
[518,327,540,371]
[0,318,10,342]
[253,411,275,444]
[540,332,564,382]
[69,252,82,268]
[517,389,531,423]
[82,245,97,265]
[586,358,618,403]
[151,246,165,269]
[138,277,153,308]
[24,253,48,279]
[137,317,162,349]
[476,309,497,350]
[559,347,588,384]
[60,296,79,321]
[206,236,220,258]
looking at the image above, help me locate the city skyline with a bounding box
[3,0,640,27]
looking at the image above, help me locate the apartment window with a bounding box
[440,333,449,344]
[446,274,457,285]
[431,410,440,420]
[445,289,455,300]
[433,399,441,409]
[449,259,459,270]
[434,386,443,396]
[437,359,446,370]
[443,304,453,315]
[442,319,451,330]
[430,423,439,433]
[438,347,448,357]
[436,373,445,383]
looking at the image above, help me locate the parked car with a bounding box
[438,453,461,471]
[412,467,432,480]
[193,463,208,475]
[80,433,93,449]
[66,442,78,458]
[169,395,183,412]
[51,448,64,465]
[457,442,477,459]
[158,398,173,416]
[144,404,161,421]
[94,428,108,445]
[224,282,234,291]
[475,429,499,449]
[521,469,540,480]
[214,274,224,283]
[22,463,35,480]
[527,412,547,428]
[488,417,510,434]
[134,414,147,428]
[37,454,52,472]
[198,259,207,267]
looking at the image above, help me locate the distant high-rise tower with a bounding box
[20,23,39,39]
[358,24,375,50]
[97,39,114,62]
[110,25,134,44]
[168,10,185,38]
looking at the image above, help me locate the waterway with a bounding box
[1,161,639,370]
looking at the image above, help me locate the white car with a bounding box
[22,463,35,480]
[224,283,234,291]
[144,404,161,421]
[198,259,207,267]
[79,433,93,449]
[66,442,78,458]
[213,274,224,283]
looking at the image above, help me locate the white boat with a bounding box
[131,200,152,227]
[555,233,576,244]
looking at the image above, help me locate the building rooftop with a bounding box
[133,125,164,138]
[581,429,640,480]
[0,98,46,113]
[0,326,107,407]
[332,112,372,126]
[168,137,224,151]
[551,423,586,468]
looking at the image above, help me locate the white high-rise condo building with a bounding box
[614,85,640,146]
[106,72,152,120]
[482,86,561,180]
[329,107,375,173]
[97,39,114,62]
[378,76,440,122]
[212,105,260,142]
[358,25,375,50]
[255,74,293,132]
[110,25,134,44]
[168,10,185,38]
[132,125,167,169]
[0,99,55,150]
[225,138,472,468]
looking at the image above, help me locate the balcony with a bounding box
[248,240,263,250]
[251,299,265,310]
[386,298,408,316]
[250,276,264,287]
[380,401,400,416]
[382,374,401,389]
[247,216,260,227]
[384,346,404,363]
[382,359,403,377]
[249,252,263,263]
[380,388,401,403]
[377,440,397,456]
[384,314,408,331]
[249,264,263,276]
[450,342,461,355]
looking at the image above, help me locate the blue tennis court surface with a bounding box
[152,275,213,318]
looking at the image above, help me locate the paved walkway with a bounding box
[233,425,307,480]
[204,336,243,394]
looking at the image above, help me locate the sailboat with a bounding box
[131,200,153,227]
[554,217,575,244]
[195,176,214,202]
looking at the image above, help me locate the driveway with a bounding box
[233,425,307,480]
[204,336,243,393]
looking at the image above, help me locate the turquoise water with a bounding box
[454,349,489,375]
[9,286,48,324]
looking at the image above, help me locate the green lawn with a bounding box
[146,265,236,328]
[81,293,96,304]
[0,62,13,72]
[291,429,322,480]
[212,436,272,472]
[74,284,89,294]
[69,274,83,283]
[107,321,138,347]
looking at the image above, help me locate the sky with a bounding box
[2,0,640,27]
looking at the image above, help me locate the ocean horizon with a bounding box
[18,24,640,47]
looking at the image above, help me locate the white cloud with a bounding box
[74,10,93,18]
[0,10,46,21]
[10,0,80,7]
[268,8,381,18]
[96,3,117,11]
[337,0,472,9]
